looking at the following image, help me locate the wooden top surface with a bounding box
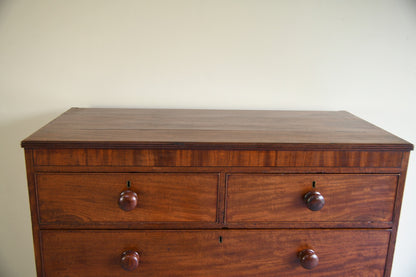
[21,108,413,150]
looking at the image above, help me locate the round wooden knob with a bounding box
[304,191,325,211]
[118,190,138,211]
[298,249,319,269]
[120,250,140,271]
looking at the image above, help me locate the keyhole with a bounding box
[127,181,131,188]
[312,181,316,188]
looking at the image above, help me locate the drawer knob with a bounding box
[304,191,325,211]
[118,190,138,211]
[120,250,140,271]
[298,249,319,269]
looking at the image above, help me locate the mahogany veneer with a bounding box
[22,108,413,276]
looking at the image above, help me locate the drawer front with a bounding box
[41,229,390,276]
[227,174,397,223]
[36,173,218,224]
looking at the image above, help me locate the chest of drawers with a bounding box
[22,108,412,276]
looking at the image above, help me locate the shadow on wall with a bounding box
[0,112,59,277]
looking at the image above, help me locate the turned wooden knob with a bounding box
[118,190,138,211]
[120,250,140,271]
[298,249,319,269]
[304,191,325,211]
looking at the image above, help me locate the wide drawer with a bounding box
[226,174,398,223]
[41,229,390,276]
[36,173,218,224]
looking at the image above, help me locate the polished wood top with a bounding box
[21,108,413,150]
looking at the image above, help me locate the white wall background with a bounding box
[1,1,415,276]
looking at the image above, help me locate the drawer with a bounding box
[226,174,397,223]
[36,173,218,224]
[41,229,390,276]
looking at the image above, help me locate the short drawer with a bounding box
[36,173,218,224]
[41,229,390,276]
[226,174,398,224]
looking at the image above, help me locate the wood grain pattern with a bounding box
[32,165,404,174]
[24,149,44,275]
[21,109,412,277]
[226,174,398,223]
[33,148,404,168]
[36,173,219,224]
[22,108,412,151]
[41,229,390,277]
[384,151,411,276]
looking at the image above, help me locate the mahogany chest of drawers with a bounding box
[22,108,413,276]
